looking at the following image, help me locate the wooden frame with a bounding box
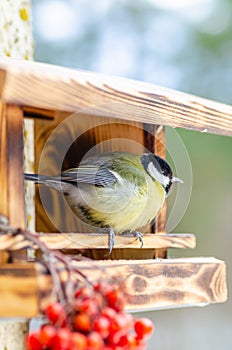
[0,57,230,315]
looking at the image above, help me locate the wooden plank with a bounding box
[23,105,55,120]
[143,124,166,234]
[0,233,196,250]
[0,103,8,219]
[0,104,26,262]
[6,104,26,228]
[0,264,38,317]
[78,257,227,310]
[154,125,166,233]
[0,58,231,136]
[0,103,25,227]
[0,69,6,97]
[39,233,196,250]
[0,257,227,316]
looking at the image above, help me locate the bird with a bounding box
[24,152,182,254]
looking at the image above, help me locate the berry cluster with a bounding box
[26,282,154,350]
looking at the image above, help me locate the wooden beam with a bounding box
[0,103,8,219]
[0,264,38,317]
[0,233,196,250]
[6,104,26,228]
[0,58,231,136]
[0,258,227,316]
[80,257,228,311]
[0,103,25,228]
[23,106,55,120]
[38,233,196,250]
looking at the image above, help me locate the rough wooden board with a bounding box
[0,104,26,263]
[0,103,8,220]
[38,233,196,250]
[0,258,227,316]
[23,105,55,120]
[0,264,38,317]
[6,104,26,229]
[0,103,25,228]
[0,233,196,250]
[66,257,228,311]
[0,58,231,136]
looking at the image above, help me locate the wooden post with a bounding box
[0,1,34,349]
[0,103,28,350]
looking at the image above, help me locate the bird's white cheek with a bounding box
[147,163,169,187]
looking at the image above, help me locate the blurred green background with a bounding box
[31,0,232,349]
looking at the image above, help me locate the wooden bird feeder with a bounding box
[0,57,230,317]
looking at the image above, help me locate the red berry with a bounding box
[26,332,42,350]
[94,282,109,293]
[101,307,117,321]
[118,333,137,348]
[45,302,66,327]
[73,312,91,333]
[110,313,130,334]
[93,316,110,338]
[105,289,124,312]
[71,332,88,350]
[93,282,103,292]
[87,331,103,350]
[75,298,99,317]
[75,287,92,300]
[134,318,154,340]
[106,331,122,346]
[53,328,71,350]
[39,324,56,347]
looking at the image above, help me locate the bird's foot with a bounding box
[122,230,144,248]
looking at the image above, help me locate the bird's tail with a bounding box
[24,173,63,191]
[24,173,40,183]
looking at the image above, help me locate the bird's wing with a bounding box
[61,166,117,187]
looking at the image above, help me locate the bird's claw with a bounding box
[131,230,144,248]
[122,230,144,248]
[101,228,143,257]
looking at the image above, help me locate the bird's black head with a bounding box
[141,153,181,195]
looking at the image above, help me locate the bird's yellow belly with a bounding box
[70,178,166,233]
[107,180,165,233]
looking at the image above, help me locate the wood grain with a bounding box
[0,58,231,136]
[0,233,196,250]
[78,257,227,310]
[0,104,26,262]
[6,104,26,228]
[0,264,38,317]
[143,124,167,258]
[0,103,25,228]
[0,258,227,316]
[0,103,8,219]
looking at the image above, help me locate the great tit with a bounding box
[24,152,182,253]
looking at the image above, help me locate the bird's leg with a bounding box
[108,227,115,255]
[96,227,115,256]
[121,230,144,248]
[101,227,115,256]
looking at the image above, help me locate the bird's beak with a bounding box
[172,176,183,184]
